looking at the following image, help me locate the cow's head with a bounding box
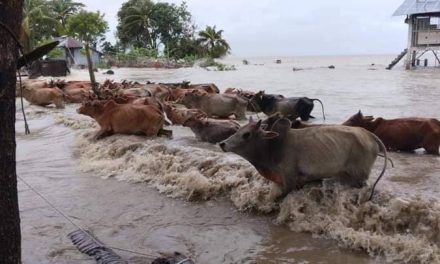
[77,100,116,117]
[176,90,204,106]
[182,115,203,129]
[342,110,374,126]
[219,117,278,156]
[249,91,266,112]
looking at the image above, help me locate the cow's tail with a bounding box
[369,133,388,201]
[311,99,325,120]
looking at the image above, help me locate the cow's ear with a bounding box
[254,119,262,129]
[262,131,279,139]
[357,110,363,117]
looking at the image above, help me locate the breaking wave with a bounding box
[52,113,440,263]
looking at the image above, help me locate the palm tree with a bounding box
[197,25,230,58]
[121,3,155,49]
[22,0,59,51]
[49,0,84,32]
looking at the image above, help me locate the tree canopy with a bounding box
[22,0,231,60]
[198,25,230,58]
[117,0,193,52]
[66,10,108,44]
[22,0,58,51]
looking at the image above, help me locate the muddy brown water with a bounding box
[18,55,440,263]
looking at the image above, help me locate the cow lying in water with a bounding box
[178,90,248,120]
[249,91,325,121]
[22,86,65,108]
[77,100,172,139]
[184,117,240,143]
[164,104,207,125]
[220,117,387,200]
[343,111,440,155]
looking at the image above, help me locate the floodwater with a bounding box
[17,55,440,263]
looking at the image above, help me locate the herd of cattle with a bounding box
[18,78,440,200]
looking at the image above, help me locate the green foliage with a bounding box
[47,47,64,58]
[50,0,84,28]
[242,59,249,65]
[199,58,236,71]
[116,0,208,60]
[114,47,159,62]
[197,25,230,58]
[22,0,86,51]
[101,41,118,55]
[96,60,111,69]
[22,0,59,51]
[66,10,108,44]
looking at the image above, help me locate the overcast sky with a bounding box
[79,0,407,56]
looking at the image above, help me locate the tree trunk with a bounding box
[85,43,98,94]
[0,0,23,263]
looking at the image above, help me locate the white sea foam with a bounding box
[57,111,440,263]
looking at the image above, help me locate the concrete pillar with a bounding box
[405,16,414,70]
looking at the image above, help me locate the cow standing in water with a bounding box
[77,100,172,139]
[343,111,440,155]
[249,91,325,121]
[220,117,387,200]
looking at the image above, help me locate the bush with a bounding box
[47,47,64,59]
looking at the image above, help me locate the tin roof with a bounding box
[394,0,440,16]
[55,36,83,48]
[54,36,103,54]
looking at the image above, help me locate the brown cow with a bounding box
[164,104,207,125]
[77,100,172,139]
[184,117,240,143]
[188,83,220,94]
[22,86,65,108]
[169,87,208,101]
[146,84,171,101]
[63,88,90,103]
[62,81,92,90]
[343,111,440,155]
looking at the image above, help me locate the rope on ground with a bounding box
[17,70,30,134]
[17,175,159,259]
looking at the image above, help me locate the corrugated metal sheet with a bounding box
[55,37,83,48]
[394,0,440,16]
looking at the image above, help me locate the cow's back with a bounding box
[105,104,164,135]
[374,118,439,150]
[281,126,379,178]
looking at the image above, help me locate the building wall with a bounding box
[71,48,101,66]
[417,31,440,45]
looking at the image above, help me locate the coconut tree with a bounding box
[22,0,59,51]
[49,0,84,33]
[197,25,230,58]
[120,2,155,49]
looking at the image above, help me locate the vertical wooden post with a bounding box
[405,16,414,70]
[0,0,23,263]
